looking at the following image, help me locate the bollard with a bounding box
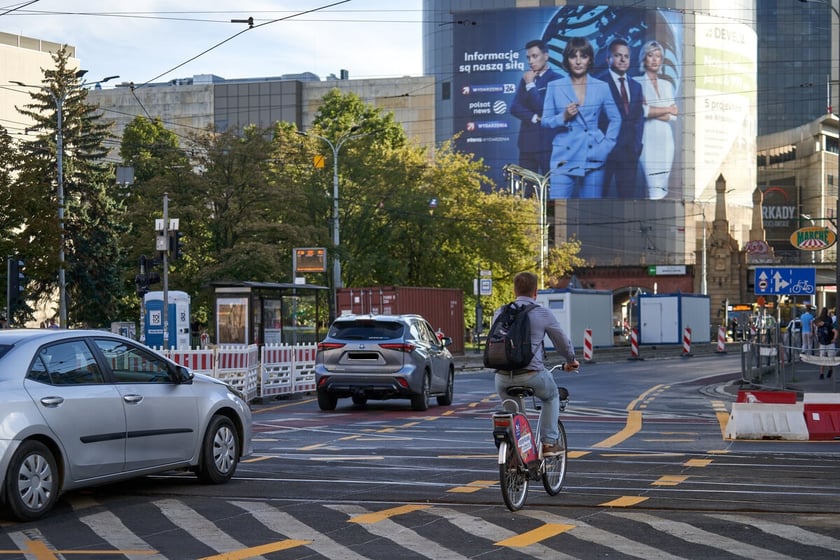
[682,327,692,357]
[716,326,727,354]
[629,328,643,360]
[583,328,594,362]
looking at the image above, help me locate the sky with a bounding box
[1,0,424,87]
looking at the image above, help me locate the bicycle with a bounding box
[491,363,577,511]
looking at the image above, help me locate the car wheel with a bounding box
[351,394,368,406]
[411,372,430,411]
[436,369,454,406]
[4,440,59,521]
[317,389,338,411]
[196,415,239,484]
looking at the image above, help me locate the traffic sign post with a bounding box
[754,267,816,296]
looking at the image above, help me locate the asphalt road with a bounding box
[2,353,839,559]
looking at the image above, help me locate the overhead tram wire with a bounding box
[134,0,352,89]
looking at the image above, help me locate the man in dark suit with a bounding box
[511,40,560,176]
[598,38,644,198]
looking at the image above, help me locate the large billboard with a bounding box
[452,5,757,208]
[454,6,684,200]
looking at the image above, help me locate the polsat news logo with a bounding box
[790,226,836,251]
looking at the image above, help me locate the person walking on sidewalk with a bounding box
[492,272,579,456]
[800,305,815,357]
[815,307,837,379]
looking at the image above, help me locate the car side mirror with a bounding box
[440,336,453,347]
[172,365,193,384]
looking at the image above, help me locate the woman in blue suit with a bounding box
[542,37,621,199]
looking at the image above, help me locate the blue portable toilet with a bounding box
[144,290,191,349]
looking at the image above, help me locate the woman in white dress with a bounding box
[634,41,678,200]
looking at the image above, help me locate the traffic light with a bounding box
[134,273,149,298]
[168,231,184,260]
[6,257,25,316]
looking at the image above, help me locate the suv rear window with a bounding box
[329,320,405,340]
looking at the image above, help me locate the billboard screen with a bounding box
[452,5,756,206]
[453,6,684,200]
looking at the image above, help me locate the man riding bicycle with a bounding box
[492,272,579,456]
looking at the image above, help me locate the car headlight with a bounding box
[226,383,246,402]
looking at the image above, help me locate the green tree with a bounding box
[11,47,124,327]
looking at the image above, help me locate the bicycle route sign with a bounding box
[754,267,816,295]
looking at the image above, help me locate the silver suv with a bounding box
[314,314,455,411]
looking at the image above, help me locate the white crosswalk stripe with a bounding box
[229,500,370,560]
[520,509,688,560]
[79,510,165,560]
[327,504,468,560]
[708,513,840,552]
[427,506,578,560]
[607,511,794,560]
[153,498,264,559]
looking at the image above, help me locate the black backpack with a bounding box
[483,303,537,370]
[817,321,834,345]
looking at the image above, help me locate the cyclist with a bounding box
[492,271,579,456]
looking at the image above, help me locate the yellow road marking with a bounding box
[340,434,361,441]
[601,496,649,507]
[200,539,311,559]
[253,398,316,414]
[0,540,158,558]
[716,411,730,436]
[708,449,730,454]
[349,504,430,524]
[684,458,713,467]
[495,523,575,547]
[447,480,497,493]
[442,410,456,415]
[569,450,590,458]
[593,410,642,448]
[242,456,273,463]
[299,443,326,451]
[652,475,688,486]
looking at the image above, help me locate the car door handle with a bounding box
[40,396,64,407]
[123,394,144,404]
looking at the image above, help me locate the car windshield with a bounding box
[329,320,404,340]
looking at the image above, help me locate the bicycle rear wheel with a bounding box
[498,441,529,511]
[542,420,568,495]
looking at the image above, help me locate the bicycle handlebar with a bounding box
[549,361,580,373]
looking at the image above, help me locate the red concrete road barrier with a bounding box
[736,390,797,404]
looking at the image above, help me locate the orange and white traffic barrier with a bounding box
[583,328,594,362]
[682,327,692,357]
[716,326,727,354]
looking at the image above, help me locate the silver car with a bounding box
[0,329,252,521]
[315,314,455,411]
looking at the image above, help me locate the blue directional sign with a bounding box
[754,267,816,295]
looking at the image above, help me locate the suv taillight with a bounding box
[378,343,416,353]
[317,342,346,351]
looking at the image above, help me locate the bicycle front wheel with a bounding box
[498,441,529,511]
[542,420,568,495]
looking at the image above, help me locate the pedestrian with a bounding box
[800,305,815,357]
[491,271,579,456]
[815,307,837,379]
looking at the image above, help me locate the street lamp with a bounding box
[11,71,119,328]
[503,164,552,288]
[298,126,367,316]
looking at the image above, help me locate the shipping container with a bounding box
[336,286,465,354]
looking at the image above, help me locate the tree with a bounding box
[11,47,124,326]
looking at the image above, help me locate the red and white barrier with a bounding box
[682,327,692,357]
[292,344,317,393]
[725,391,840,440]
[629,328,642,360]
[583,328,593,362]
[716,326,727,353]
[260,344,295,397]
